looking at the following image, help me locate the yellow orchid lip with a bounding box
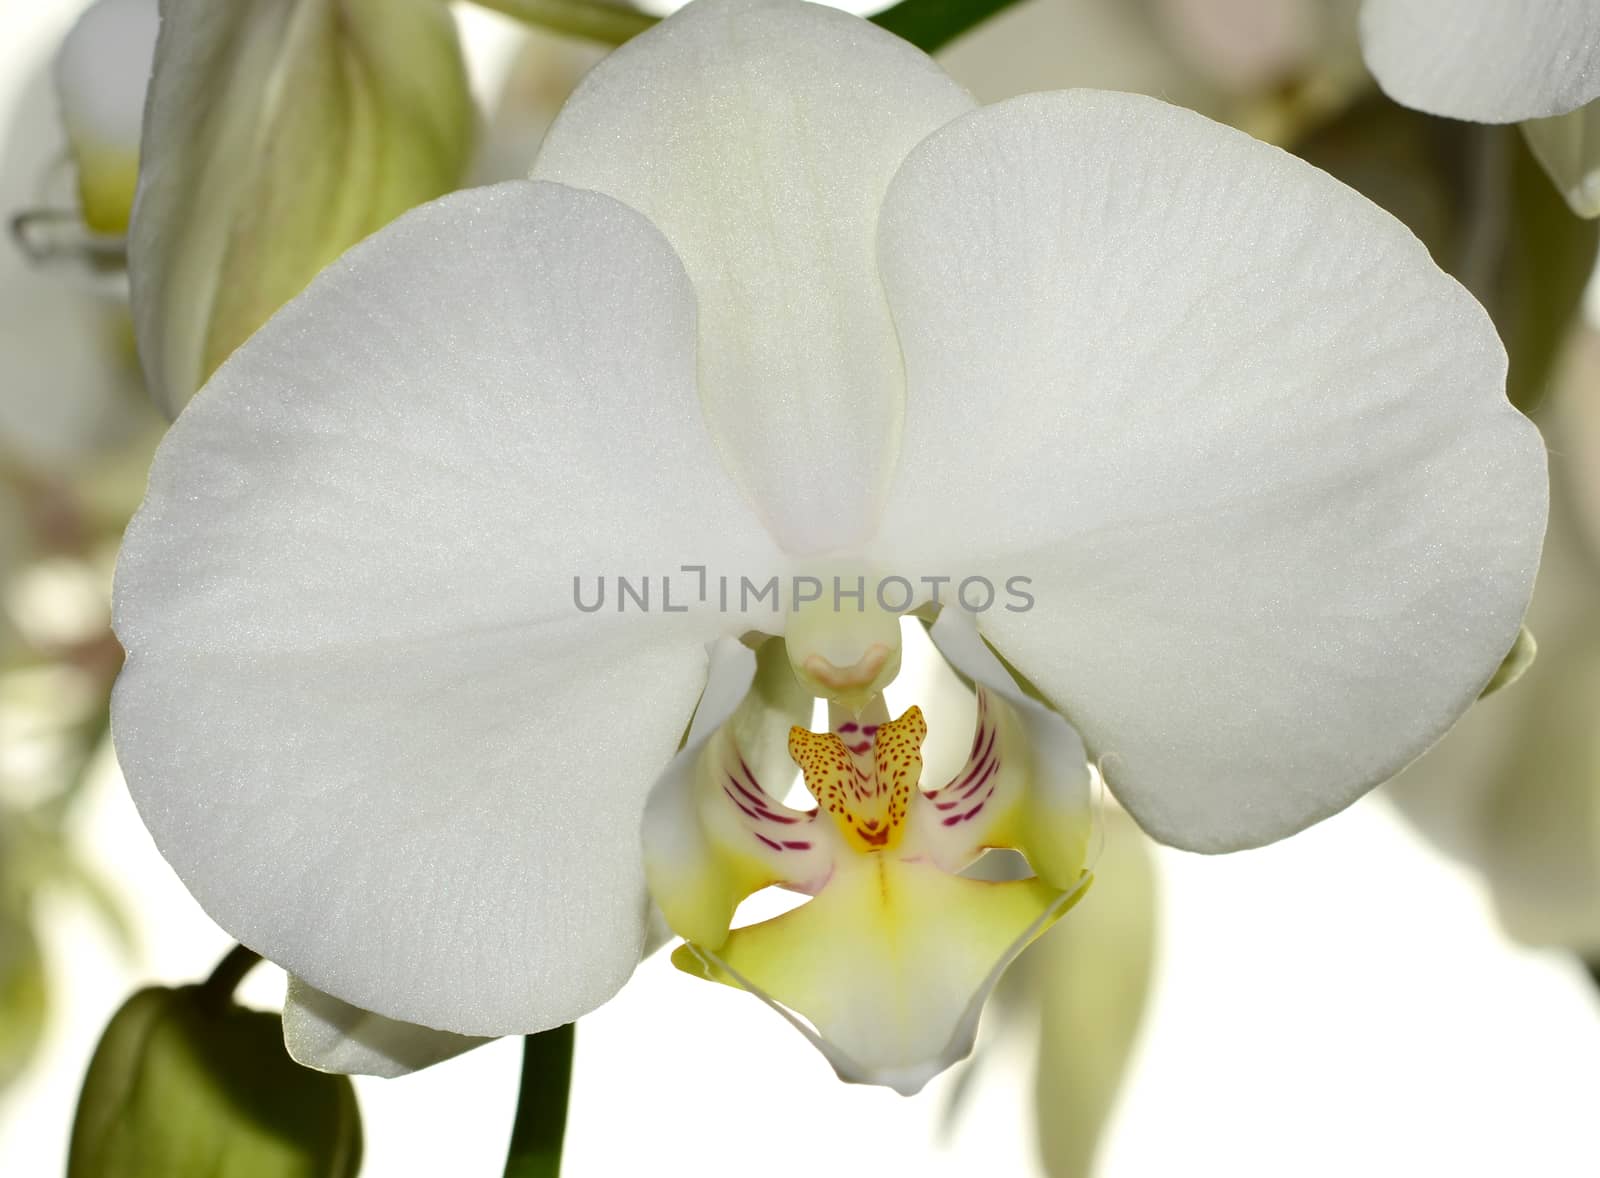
[640,628,1096,1093]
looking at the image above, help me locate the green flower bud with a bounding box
[67,985,362,1178]
[0,909,47,1093]
[127,0,476,417]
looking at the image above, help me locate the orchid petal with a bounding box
[1523,100,1600,218]
[1360,0,1600,123]
[674,856,1089,1096]
[282,977,488,1079]
[911,610,1092,890]
[531,0,974,555]
[875,91,1546,853]
[113,181,782,1034]
[642,636,828,950]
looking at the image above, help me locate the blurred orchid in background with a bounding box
[1388,333,1600,963]
[1360,0,1600,216]
[940,0,1364,144]
[0,0,170,1111]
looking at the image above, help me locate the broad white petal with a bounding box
[532,0,974,554]
[1523,99,1600,218]
[113,182,782,1034]
[875,92,1547,852]
[1360,0,1600,123]
[283,977,489,1078]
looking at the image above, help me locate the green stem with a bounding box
[200,944,262,1007]
[464,0,656,45]
[465,0,1029,53]
[869,0,1025,53]
[503,1024,576,1178]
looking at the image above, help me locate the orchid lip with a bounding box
[642,624,1096,1091]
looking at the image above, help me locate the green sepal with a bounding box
[1480,625,1537,699]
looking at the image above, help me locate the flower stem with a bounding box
[869,0,1028,53]
[503,1024,576,1178]
[199,944,262,1007]
[462,0,656,45]
[463,0,1031,53]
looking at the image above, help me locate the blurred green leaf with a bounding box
[467,0,1030,53]
[4,808,135,958]
[870,0,1026,53]
[0,908,47,1093]
[1502,136,1597,410]
[1297,97,1599,412]
[67,986,363,1178]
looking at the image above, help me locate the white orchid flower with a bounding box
[1359,0,1600,215]
[113,0,1546,1093]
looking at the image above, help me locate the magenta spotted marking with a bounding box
[960,758,999,800]
[928,689,1003,825]
[722,787,764,823]
[728,769,799,824]
[727,758,817,854]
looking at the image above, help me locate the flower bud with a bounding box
[67,985,362,1178]
[126,0,476,417]
[53,0,159,237]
